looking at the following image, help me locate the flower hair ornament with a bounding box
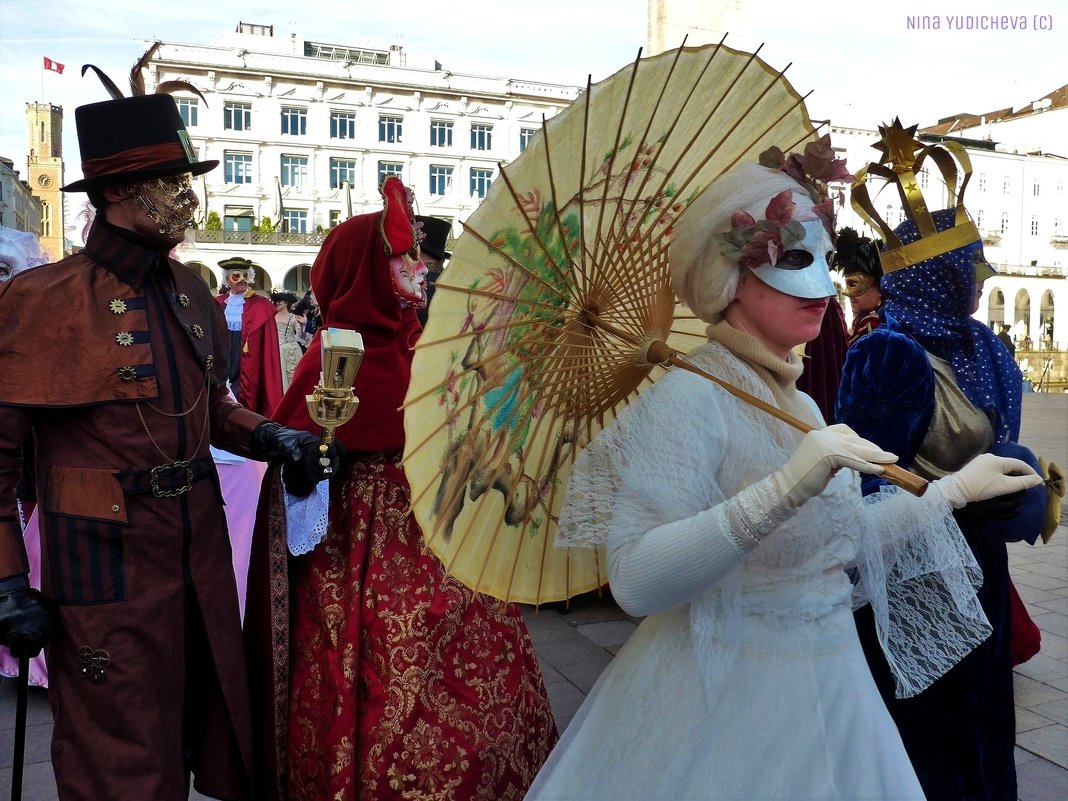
[719,190,805,270]
[718,136,854,271]
[759,135,854,239]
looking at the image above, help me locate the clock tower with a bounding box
[26,102,65,261]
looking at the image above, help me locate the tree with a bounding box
[204,210,222,231]
[257,216,277,233]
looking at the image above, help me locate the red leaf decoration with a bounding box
[764,190,796,227]
[813,199,837,239]
[782,154,806,184]
[758,146,785,170]
[740,230,781,269]
[731,210,757,229]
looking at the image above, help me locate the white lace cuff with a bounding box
[929,475,967,510]
[722,474,797,555]
[283,477,331,556]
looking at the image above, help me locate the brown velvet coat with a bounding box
[0,220,264,801]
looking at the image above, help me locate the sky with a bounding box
[0,0,1065,185]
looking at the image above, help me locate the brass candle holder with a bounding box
[306,328,365,469]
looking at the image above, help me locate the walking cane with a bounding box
[10,656,29,801]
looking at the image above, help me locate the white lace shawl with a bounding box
[557,341,990,698]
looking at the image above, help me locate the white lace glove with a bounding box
[772,424,898,508]
[933,453,1043,509]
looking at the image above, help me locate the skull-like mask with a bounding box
[126,172,198,239]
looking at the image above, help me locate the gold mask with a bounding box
[129,173,198,238]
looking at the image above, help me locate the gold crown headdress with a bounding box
[850,118,979,274]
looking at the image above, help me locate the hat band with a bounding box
[82,142,189,181]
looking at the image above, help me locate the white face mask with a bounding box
[0,226,48,281]
[749,219,837,299]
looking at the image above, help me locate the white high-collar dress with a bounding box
[525,337,989,801]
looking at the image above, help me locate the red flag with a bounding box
[43,57,64,74]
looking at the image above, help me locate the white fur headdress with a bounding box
[669,162,820,324]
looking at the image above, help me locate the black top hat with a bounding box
[62,94,217,192]
[416,215,452,262]
[832,227,883,281]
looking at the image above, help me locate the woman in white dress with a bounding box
[271,291,304,390]
[524,157,1041,801]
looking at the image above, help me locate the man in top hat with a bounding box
[215,256,283,415]
[414,215,452,328]
[0,91,338,801]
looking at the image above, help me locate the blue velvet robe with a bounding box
[836,316,1046,801]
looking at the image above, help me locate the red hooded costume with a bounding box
[246,178,557,801]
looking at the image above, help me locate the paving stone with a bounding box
[1017,723,1068,770]
[1015,674,1068,708]
[1036,597,1068,616]
[1031,698,1068,728]
[1015,584,1062,606]
[1016,753,1068,801]
[544,680,587,719]
[1032,612,1068,639]
[1016,572,1068,592]
[536,632,614,667]
[535,662,567,686]
[1018,706,1058,733]
[0,759,58,801]
[1037,632,1068,660]
[0,721,53,771]
[576,620,637,647]
[1016,744,1039,765]
[0,686,52,730]
[1016,652,1068,683]
[522,609,581,642]
[554,651,615,694]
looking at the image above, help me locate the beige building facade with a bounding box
[147,23,580,292]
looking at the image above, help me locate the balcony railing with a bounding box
[188,229,326,247]
[1051,235,1068,249]
[990,262,1066,278]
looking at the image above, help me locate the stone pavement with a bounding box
[2,394,1066,800]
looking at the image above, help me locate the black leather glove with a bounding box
[0,576,53,659]
[956,489,1026,522]
[251,421,342,497]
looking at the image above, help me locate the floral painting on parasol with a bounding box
[403,40,823,604]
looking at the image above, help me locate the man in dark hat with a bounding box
[833,227,884,346]
[0,92,338,801]
[415,215,452,327]
[215,256,283,415]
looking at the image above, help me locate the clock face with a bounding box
[37,174,53,188]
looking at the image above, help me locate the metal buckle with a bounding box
[150,460,194,497]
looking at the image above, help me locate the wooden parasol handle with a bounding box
[648,340,929,496]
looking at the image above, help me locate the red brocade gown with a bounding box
[286,453,558,800]
[267,211,557,801]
